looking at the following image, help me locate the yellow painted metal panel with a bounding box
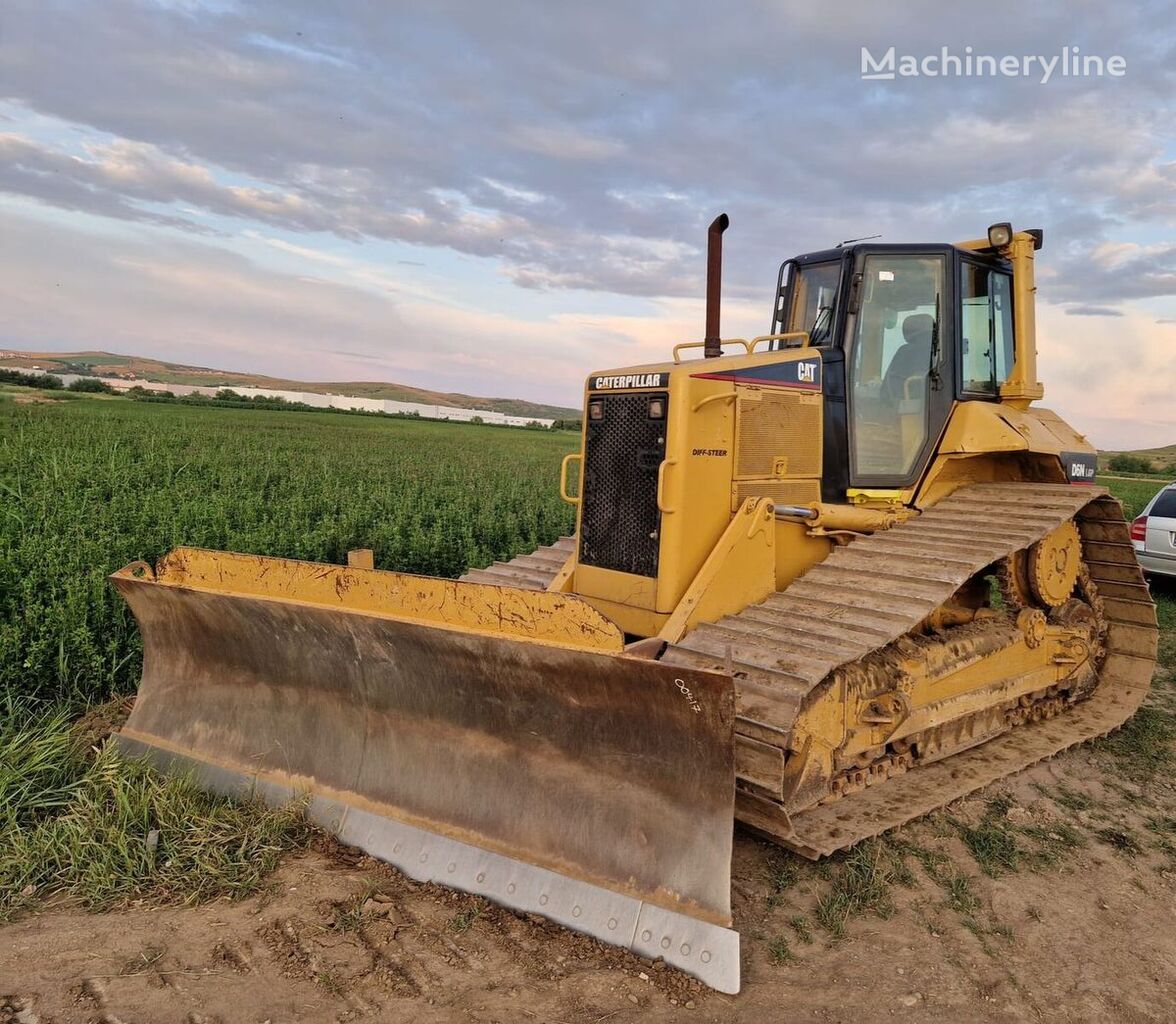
[117,547,625,653]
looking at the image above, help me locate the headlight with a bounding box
[987,222,1013,248]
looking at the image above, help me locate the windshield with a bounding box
[783,261,840,346]
[848,254,944,479]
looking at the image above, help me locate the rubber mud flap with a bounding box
[110,548,740,990]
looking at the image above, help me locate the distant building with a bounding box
[26,369,558,428]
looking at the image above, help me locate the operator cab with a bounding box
[770,235,1025,500]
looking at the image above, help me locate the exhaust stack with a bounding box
[704,213,729,358]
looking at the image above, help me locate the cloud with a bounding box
[506,124,626,161]
[1047,241,1176,305]
[0,209,734,405]
[0,133,312,229]
[0,0,1174,445]
[1038,304,1176,449]
[1065,305,1125,316]
[2,0,1175,303]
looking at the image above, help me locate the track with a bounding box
[459,537,574,589]
[459,485,1158,860]
[661,483,1158,856]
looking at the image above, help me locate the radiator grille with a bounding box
[735,389,822,479]
[579,392,667,578]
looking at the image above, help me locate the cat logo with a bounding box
[797,362,817,383]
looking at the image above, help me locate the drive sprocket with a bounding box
[999,520,1082,610]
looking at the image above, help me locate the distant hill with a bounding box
[0,350,581,421]
[1098,444,1176,465]
[1098,443,1176,477]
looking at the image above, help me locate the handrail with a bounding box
[748,332,812,352]
[672,339,752,363]
[692,392,736,413]
[672,333,813,362]
[559,453,582,505]
[656,458,678,514]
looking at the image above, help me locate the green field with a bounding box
[2,394,1172,706]
[0,397,576,705]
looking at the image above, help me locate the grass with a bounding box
[0,699,88,828]
[945,794,1020,874]
[814,840,901,938]
[0,702,309,920]
[787,915,814,944]
[1094,827,1145,857]
[330,892,373,933]
[1093,707,1176,782]
[764,853,803,907]
[316,969,346,996]
[0,398,575,705]
[1148,817,1176,864]
[888,838,980,915]
[447,904,485,933]
[766,935,798,965]
[942,873,982,916]
[0,397,577,918]
[947,794,1096,877]
[1042,783,1095,813]
[1146,815,1176,837]
[1018,823,1086,866]
[952,808,1022,878]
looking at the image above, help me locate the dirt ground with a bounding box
[3,727,1174,1024]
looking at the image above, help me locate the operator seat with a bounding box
[883,313,935,403]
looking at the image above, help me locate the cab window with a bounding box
[960,263,1013,394]
[785,261,840,345]
[849,255,944,478]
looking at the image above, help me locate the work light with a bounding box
[987,222,1014,248]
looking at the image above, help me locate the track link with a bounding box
[662,483,1158,857]
[460,537,574,590]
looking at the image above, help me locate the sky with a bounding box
[1,1,1174,447]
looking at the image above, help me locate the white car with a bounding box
[1131,483,1176,579]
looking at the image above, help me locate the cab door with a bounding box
[844,248,955,488]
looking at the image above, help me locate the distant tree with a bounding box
[66,377,115,393]
[215,389,243,401]
[524,420,545,430]
[470,415,485,424]
[0,368,63,389]
[1108,453,1155,474]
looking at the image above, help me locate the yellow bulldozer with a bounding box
[112,220,1157,993]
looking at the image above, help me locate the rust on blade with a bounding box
[111,551,736,925]
[135,546,623,652]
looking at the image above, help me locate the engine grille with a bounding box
[579,392,667,578]
[735,389,822,478]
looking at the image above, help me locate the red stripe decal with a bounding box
[690,371,821,390]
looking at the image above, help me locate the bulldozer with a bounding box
[112,219,1157,994]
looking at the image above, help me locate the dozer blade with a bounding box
[110,547,739,992]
